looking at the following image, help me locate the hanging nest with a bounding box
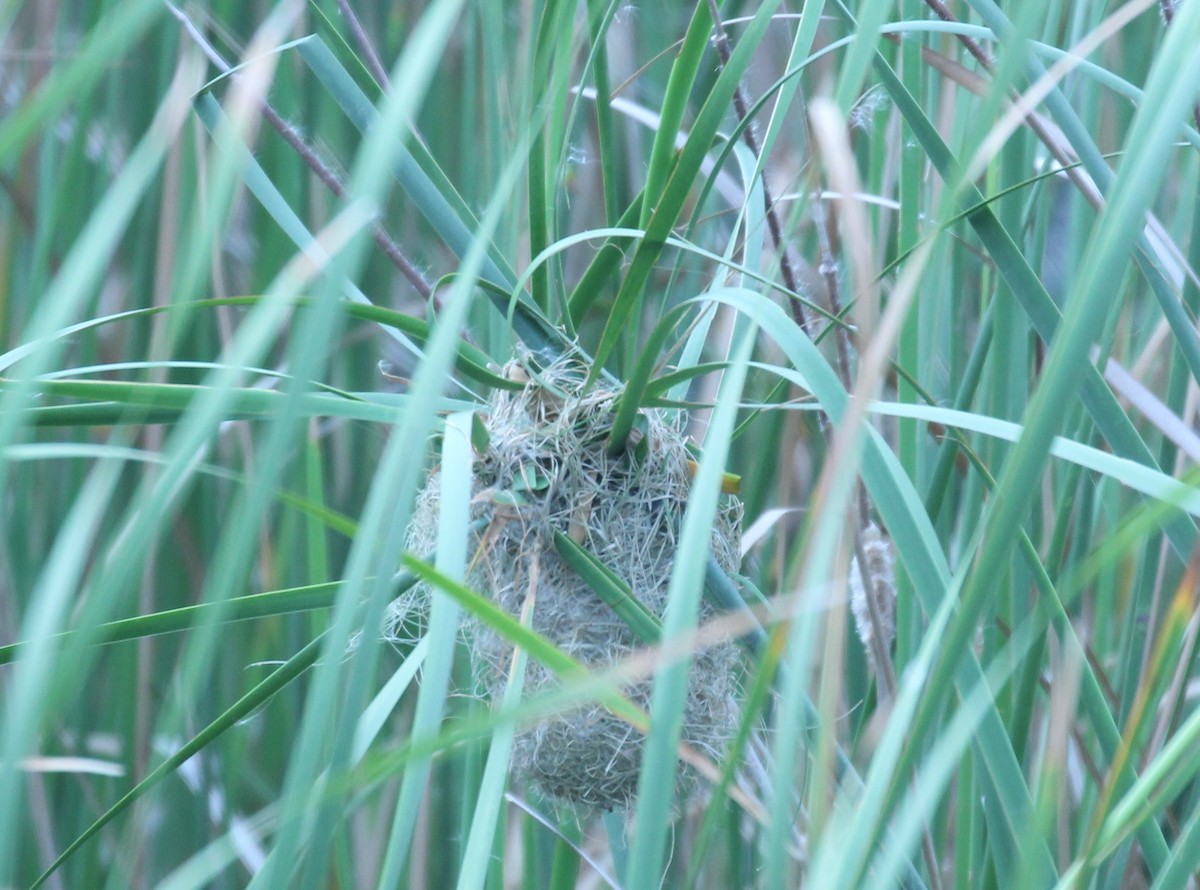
[386,354,745,811]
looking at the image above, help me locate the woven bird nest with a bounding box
[387,355,744,811]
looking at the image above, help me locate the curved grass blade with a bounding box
[7,378,399,422]
[766,395,1200,522]
[294,36,568,361]
[698,286,1059,884]
[31,633,326,889]
[566,192,644,326]
[1,294,515,392]
[0,580,346,667]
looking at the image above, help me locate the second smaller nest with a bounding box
[389,357,744,811]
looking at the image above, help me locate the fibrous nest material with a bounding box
[386,355,745,811]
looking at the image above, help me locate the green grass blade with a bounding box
[455,631,525,890]
[31,634,325,889]
[0,580,345,666]
[378,410,474,885]
[876,52,1198,562]
[624,314,756,884]
[294,36,567,360]
[588,0,782,385]
[553,531,663,645]
[639,3,712,230]
[0,0,162,167]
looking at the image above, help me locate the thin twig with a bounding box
[922,0,993,69]
[334,0,392,92]
[165,0,433,299]
[911,1,1108,215]
[259,103,432,298]
[806,49,945,890]
[809,192,894,684]
[705,0,810,334]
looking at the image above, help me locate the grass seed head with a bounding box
[849,522,897,678]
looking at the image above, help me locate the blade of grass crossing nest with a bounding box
[553,531,663,646]
[703,558,768,653]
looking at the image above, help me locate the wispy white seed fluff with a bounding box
[849,523,897,677]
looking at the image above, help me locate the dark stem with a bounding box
[167,1,432,299]
[916,0,1196,208]
[706,0,810,334]
[810,194,873,527]
[334,0,392,93]
[260,103,433,299]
